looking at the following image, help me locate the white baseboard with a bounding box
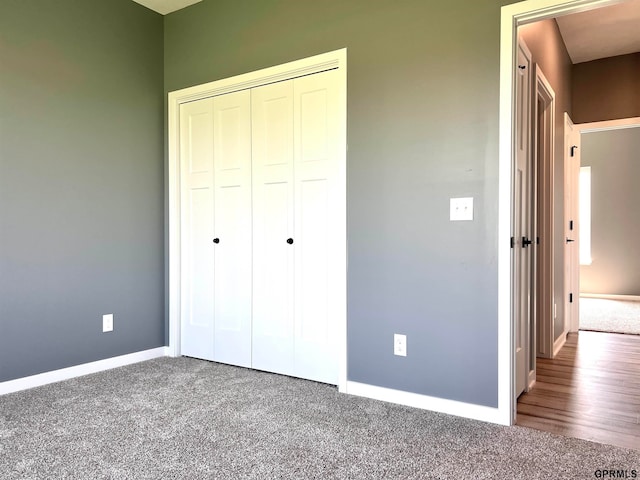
[553,332,567,357]
[345,381,507,425]
[580,293,640,302]
[0,347,169,396]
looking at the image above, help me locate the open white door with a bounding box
[564,113,581,334]
[514,39,533,399]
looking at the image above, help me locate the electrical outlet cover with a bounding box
[394,333,407,357]
[103,314,114,333]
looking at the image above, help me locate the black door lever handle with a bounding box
[522,236,532,247]
[566,238,574,243]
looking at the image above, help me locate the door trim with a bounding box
[535,67,555,359]
[499,0,628,426]
[563,112,580,336]
[167,49,348,392]
[578,116,640,133]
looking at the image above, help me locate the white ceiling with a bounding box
[556,0,640,64]
[131,0,201,15]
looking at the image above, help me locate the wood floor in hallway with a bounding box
[517,330,640,451]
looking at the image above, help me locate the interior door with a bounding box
[180,98,216,360]
[251,80,296,375]
[211,90,253,368]
[564,113,581,333]
[292,70,340,384]
[514,39,533,399]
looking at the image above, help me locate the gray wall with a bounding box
[165,0,513,408]
[0,0,165,382]
[518,20,573,340]
[572,53,640,124]
[580,128,640,296]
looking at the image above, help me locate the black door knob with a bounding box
[287,238,294,245]
[213,238,220,244]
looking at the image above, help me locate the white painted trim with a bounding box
[536,67,556,360]
[578,116,640,133]
[0,347,168,396]
[499,0,629,427]
[498,2,516,428]
[168,49,348,392]
[553,332,567,357]
[346,382,505,425]
[580,293,640,302]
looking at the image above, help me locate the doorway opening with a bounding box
[576,118,640,336]
[499,0,640,428]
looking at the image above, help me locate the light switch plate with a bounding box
[450,197,474,221]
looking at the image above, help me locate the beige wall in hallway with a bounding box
[572,53,640,124]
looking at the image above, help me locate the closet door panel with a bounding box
[293,70,340,384]
[251,81,295,376]
[212,90,252,368]
[180,99,215,361]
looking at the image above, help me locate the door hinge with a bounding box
[511,236,515,248]
[569,293,573,303]
[569,220,574,231]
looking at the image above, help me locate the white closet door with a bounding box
[293,70,340,384]
[179,98,215,360]
[212,90,253,368]
[251,81,295,375]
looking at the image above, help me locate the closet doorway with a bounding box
[167,50,347,388]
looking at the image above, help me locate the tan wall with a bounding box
[572,53,640,124]
[518,19,573,340]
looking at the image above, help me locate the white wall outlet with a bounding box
[450,197,474,221]
[102,314,114,333]
[394,334,407,357]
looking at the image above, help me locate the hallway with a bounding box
[517,331,640,451]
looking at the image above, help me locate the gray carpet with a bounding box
[580,298,640,335]
[1,358,638,479]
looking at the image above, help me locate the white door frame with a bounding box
[563,112,580,341]
[167,49,348,392]
[535,67,556,360]
[499,0,629,425]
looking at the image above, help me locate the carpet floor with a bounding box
[580,298,640,335]
[1,357,638,479]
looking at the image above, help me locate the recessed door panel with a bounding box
[298,179,329,343]
[299,90,328,163]
[188,112,214,174]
